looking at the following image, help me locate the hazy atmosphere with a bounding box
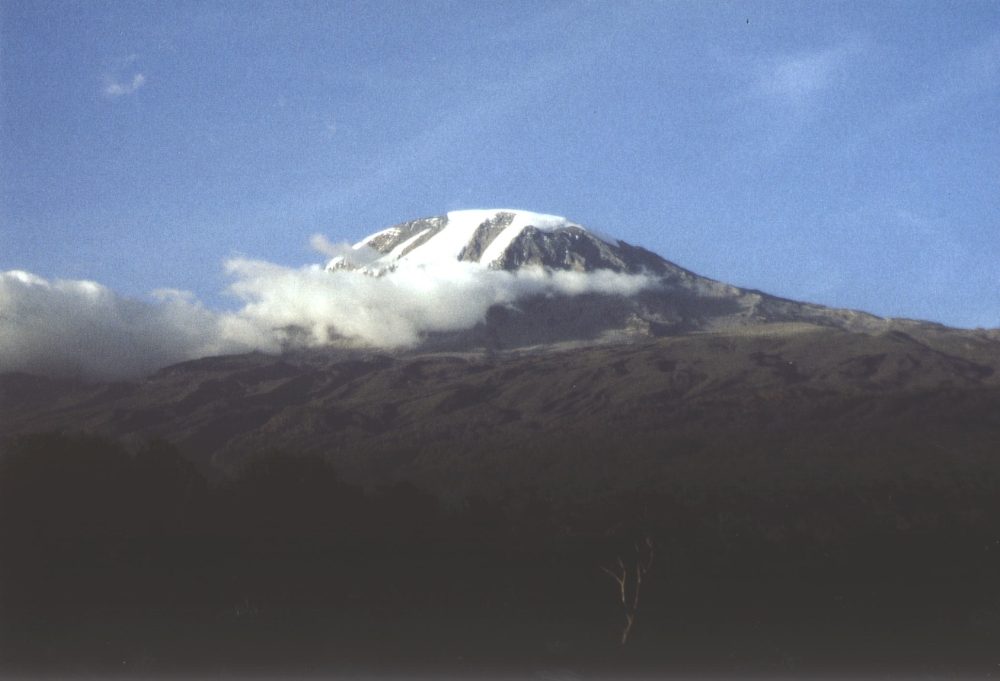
[2,1,999,378]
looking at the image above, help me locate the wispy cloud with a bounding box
[724,39,866,159]
[104,73,146,97]
[758,42,859,106]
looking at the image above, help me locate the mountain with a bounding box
[322,209,920,350]
[5,211,1000,675]
[326,209,658,275]
[2,209,998,491]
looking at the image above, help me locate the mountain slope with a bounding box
[331,210,657,275]
[5,210,1000,675]
[2,209,998,489]
[3,322,998,494]
[322,209,912,350]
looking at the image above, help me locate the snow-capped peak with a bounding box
[326,209,631,276]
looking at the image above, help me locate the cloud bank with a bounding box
[0,271,260,381]
[0,255,660,381]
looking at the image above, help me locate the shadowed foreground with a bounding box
[2,433,1000,677]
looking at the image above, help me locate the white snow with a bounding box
[351,228,435,275]
[356,226,399,248]
[384,228,431,261]
[356,210,620,270]
[396,210,488,266]
[465,209,621,264]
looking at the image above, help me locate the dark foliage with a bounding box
[2,432,1000,676]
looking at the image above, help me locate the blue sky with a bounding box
[2,0,999,328]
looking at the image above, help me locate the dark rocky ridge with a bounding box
[456,211,516,262]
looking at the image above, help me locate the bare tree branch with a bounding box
[601,533,655,646]
[600,556,628,604]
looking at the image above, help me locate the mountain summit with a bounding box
[324,209,896,349]
[326,209,652,276]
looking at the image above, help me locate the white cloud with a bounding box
[223,257,658,349]
[308,235,380,264]
[308,234,343,256]
[758,42,860,106]
[0,271,257,380]
[104,73,146,97]
[766,53,836,99]
[0,259,660,381]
